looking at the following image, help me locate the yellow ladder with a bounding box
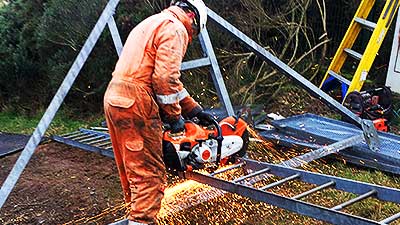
[320,0,400,102]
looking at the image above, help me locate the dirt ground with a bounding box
[0,142,125,224]
[0,142,326,225]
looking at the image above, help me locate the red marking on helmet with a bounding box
[202,149,211,160]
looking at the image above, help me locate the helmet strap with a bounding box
[186,11,200,35]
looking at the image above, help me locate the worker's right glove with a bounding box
[169,117,185,134]
[184,151,205,170]
[195,111,215,126]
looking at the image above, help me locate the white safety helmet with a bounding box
[171,0,207,34]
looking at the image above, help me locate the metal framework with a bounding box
[260,113,400,175]
[1,1,398,225]
[51,127,400,225]
[0,0,121,208]
[205,8,381,152]
[0,1,234,209]
[184,159,400,225]
[52,129,114,158]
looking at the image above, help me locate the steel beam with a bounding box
[380,211,400,224]
[182,158,400,225]
[279,134,364,168]
[0,0,121,209]
[206,8,362,127]
[107,15,123,57]
[199,28,235,116]
[181,57,211,71]
[244,158,400,204]
[185,169,379,225]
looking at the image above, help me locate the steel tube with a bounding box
[380,211,400,224]
[292,181,336,200]
[233,167,271,183]
[0,0,121,209]
[207,8,363,126]
[260,173,301,191]
[331,190,377,211]
[87,137,110,145]
[210,162,245,176]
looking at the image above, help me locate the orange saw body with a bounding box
[163,116,249,171]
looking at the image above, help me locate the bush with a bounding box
[0,0,157,114]
[3,0,391,114]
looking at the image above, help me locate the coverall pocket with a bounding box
[107,96,135,109]
[125,140,145,170]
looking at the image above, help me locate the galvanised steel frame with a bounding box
[1,1,396,224]
[184,159,400,225]
[52,129,400,225]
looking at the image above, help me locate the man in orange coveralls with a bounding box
[103,1,214,224]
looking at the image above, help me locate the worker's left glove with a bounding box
[169,117,185,134]
[195,111,215,126]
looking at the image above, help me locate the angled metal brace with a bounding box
[198,28,235,116]
[206,8,380,151]
[107,15,123,56]
[280,134,364,168]
[0,0,121,209]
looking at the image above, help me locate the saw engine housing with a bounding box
[162,116,249,171]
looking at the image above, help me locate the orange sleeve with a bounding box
[152,21,201,122]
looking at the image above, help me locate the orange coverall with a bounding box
[103,6,201,224]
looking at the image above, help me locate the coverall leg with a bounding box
[104,82,166,224]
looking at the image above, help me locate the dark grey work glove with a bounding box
[184,152,205,170]
[169,117,185,133]
[195,111,215,126]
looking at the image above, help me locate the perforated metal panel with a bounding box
[259,113,400,174]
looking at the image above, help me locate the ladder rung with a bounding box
[90,127,109,131]
[61,131,82,138]
[331,190,377,211]
[380,211,400,224]
[72,133,97,141]
[211,162,245,176]
[328,70,351,86]
[233,167,271,183]
[62,132,86,139]
[344,48,363,61]
[354,17,376,31]
[292,181,336,200]
[86,137,110,145]
[96,141,112,147]
[80,135,105,143]
[260,173,300,191]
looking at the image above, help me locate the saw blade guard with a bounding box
[162,116,248,171]
[191,135,244,163]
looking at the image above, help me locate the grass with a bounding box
[0,109,104,136]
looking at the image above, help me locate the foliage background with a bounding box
[0,0,395,117]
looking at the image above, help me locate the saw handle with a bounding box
[209,118,224,166]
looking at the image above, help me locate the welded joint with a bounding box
[361,119,380,152]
